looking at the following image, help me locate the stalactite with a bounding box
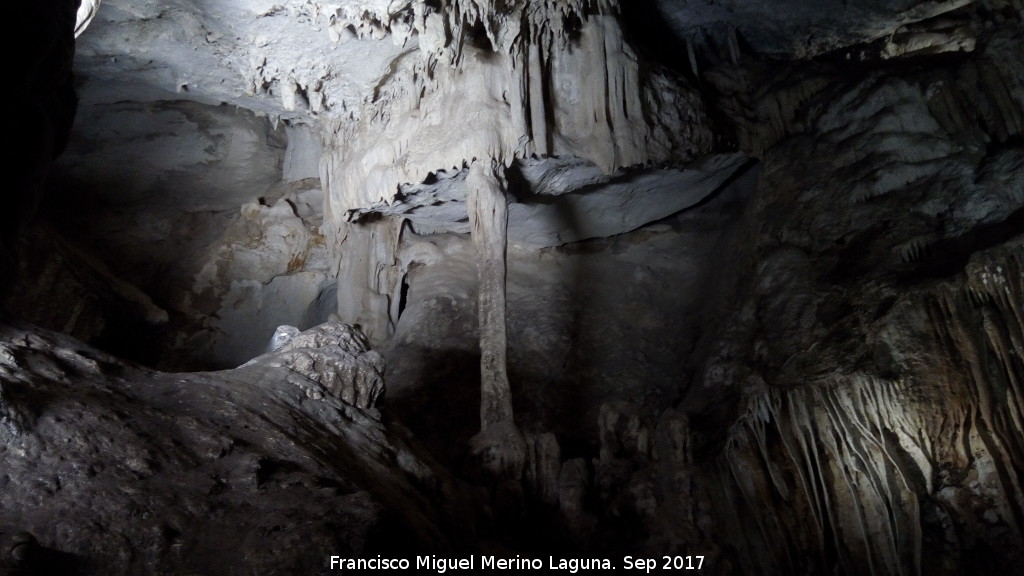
[527,42,550,156]
[715,243,1024,575]
[322,1,711,222]
[317,2,709,416]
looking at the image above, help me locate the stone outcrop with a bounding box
[265,321,387,409]
[654,0,983,59]
[0,323,467,575]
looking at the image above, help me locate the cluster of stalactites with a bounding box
[321,0,617,59]
[320,0,710,217]
[716,242,1024,575]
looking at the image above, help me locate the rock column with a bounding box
[467,159,527,484]
[466,159,514,431]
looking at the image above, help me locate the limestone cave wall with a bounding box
[1,1,1023,575]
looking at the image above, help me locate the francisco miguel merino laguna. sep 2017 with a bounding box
[328,555,706,572]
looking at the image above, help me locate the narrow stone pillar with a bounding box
[466,159,514,432]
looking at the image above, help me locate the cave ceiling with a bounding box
[70,0,988,243]
[76,0,974,122]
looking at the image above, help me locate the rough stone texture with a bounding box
[72,0,406,122]
[0,323,469,575]
[383,166,755,479]
[367,9,1023,571]
[319,1,712,212]
[467,160,513,432]
[57,100,286,211]
[653,0,980,58]
[0,380,26,437]
[267,321,387,409]
[13,99,334,369]
[186,186,333,368]
[331,217,404,347]
[333,153,755,346]
[2,225,169,365]
[346,152,752,247]
[317,1,714,344]
[573,19,1024,574]
[5,1,1024,574]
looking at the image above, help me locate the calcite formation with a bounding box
[2,0,1023,574]
[321,0,713,344]
[270,321,386,409]
[709,242,1024,575]
[466,160,513,432]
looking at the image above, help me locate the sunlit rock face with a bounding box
[2,0,1023,574]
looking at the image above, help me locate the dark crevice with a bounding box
[618,0,694,79]
[898,207,1024,282]
[397,272,410,320]
[465,18,493,52]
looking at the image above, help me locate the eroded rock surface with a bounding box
[647,20,1023,574]
[3,1,1023,575]
[0,323,470,575]
[260,321,386,409]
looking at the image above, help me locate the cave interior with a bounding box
[2,1,1023,575]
